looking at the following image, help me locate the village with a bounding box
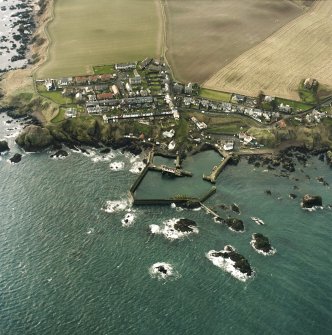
[36,58,332,153]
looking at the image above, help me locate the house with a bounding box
[75,92,83,100]
[140,58,153,70]
[148,64,161,73]
[184,82,193,95]
[264,95,275,103]
[232,94,246,104]
[94,84,108,91]
[97,92,113,100]
[112,85,120,95]
[279,103,291,113]
[115,63,136,71]
[75,76,88,85]
[129,76,141,85]
[125,83,132,92]
[223,141,234,151]
[45,79,56,91]
[173,83,183,94]
[191,116,207,130]
[65,108,77,118]
[58,77,72,87]
[172,109,179,120]
[304,78,318,89]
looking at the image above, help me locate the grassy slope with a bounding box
[37,0,162,78]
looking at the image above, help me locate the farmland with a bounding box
[164,0,306,83]
[37,0,162,78]
[204,0,332,101]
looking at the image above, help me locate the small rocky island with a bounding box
[224,218,245,232]
[174,218,197,232]
[0,140,10,153]
[302,194,323,208]
[207,245,253,282]
[250,233,276,255]
[149,262,176,280]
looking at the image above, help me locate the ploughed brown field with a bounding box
[164,0,307,83]
[204,0,332,100]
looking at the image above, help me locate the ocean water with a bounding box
[1,114,331,334]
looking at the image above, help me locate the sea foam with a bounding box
[149,262,180,280]
[149,218,198,240]
[206,246,254,282]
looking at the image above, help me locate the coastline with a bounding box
[0,0,54,102]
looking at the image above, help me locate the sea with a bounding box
[0,112,331,335]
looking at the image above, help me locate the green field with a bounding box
[275,97,313,112]
[37,0,162,78]
[199,88,231,102]
[93,65,116,75]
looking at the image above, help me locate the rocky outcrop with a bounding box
[9,153,22,163]
[251,233,275,255]
[326,151,332,167]
[210,245,252,277]
[302,194,322,208]
[16,125,54,151]
[225,218,244,232]
[0,140,10,153]
[174,218,196,233]
[50,150,68,159]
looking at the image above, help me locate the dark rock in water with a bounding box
[15,125,54,152]
[289,193,297,199]
[219,203,230,211]
[251,233,273,253]
[318,154,325,162]
[316,177,329,186]
[212,246,252,276]
[293,185,299,190]
[254,161,261,168]
[0,140,10,153]
[181,200,201,209]
[231,203,240,214]
[265,190,272,195]
[326,151,332,167]
[50,150,68,158]
[225,218,244,232]
[156,266,167,274]
[100,147,110,154]
[302,194,322,208]
[9,153,22,163]
[229,155,240,165]
[80,148,90,155]
[174,218,196,233]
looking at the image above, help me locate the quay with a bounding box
[203,154,232,184]
[149,164,192,177]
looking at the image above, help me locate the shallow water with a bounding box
[0,115,331,334]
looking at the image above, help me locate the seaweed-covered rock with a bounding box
[210,245,252,276]
[174,218,196,233]
[302,194,322,208]
[289,193,297,199]
[16,125,53,151]
[50,150,68,158]
[9,153,22,163]
[251,233,274,254]
[326,151,332,167]
[100,147,110,154]
[0,140,10,153]
[225,218,244,232]
[231,203,240,214]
